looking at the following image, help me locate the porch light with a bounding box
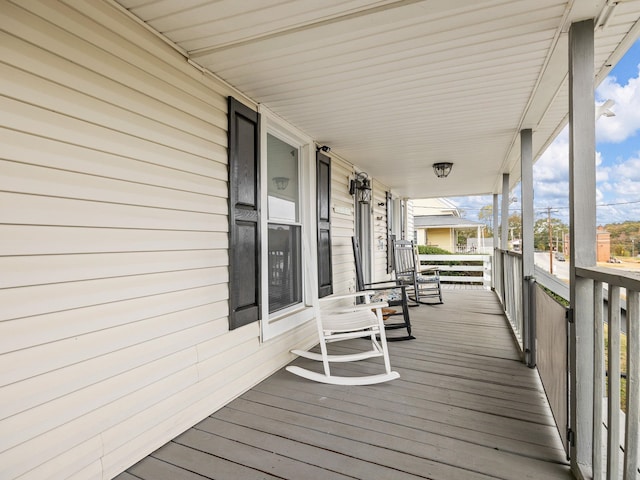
[272,176,289,190]
[349,172,372,204]
[432,162,453,178]
[596,99,615,118]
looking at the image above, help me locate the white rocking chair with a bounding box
[286,292,400,385]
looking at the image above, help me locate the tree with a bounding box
[508,213,522,240]
[478,205,494,236]
[478,205,521,244]
[456,227,477,248]
[534,217,567,251]
[604,221,640,256]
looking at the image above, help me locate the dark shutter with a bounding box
[386,191,394,273]
[228,97,261,329]
[317,151,333,298]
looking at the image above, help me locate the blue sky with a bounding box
[451,40,640,227]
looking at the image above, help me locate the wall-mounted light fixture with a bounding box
[316,145,331,153]
[272,176,289,190]
[596,99,615,119]
[432,162,453,178]
[349,172,371,204]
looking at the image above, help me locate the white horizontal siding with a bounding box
[0,285,224,352]
[1,161,226,213]
[1,192,227,231]
[0,129,228,194]
[1,250,228,289]
[406,199,415,241]
[371,179,391,282]
[0,1,315,479]
[329,156,356,294]
[0,225,227,256]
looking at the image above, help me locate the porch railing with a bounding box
[534,282,570,456]
[417,254,491,288]
[493,249,524,351]
[493,249,570,458]
[575,266,640,480]
[492,249,640,478]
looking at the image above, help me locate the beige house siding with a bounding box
[372,180,392,281]
[0,2,318,479]
[0,2,400,478]
[328,156,357,294]
[406,199,415,241]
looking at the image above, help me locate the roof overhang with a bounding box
[113,0,640,199]
[414,215,483,229]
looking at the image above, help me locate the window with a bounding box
[228,100,316,338]
[260,107,315,341]
[267,134,302,313]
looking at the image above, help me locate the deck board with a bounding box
[119,289,572,480]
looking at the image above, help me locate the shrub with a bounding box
[417,245,451,255]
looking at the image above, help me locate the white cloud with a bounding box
[595,153,640,223]
[597,169,610,184]
[596,66,640,143]
[615,156,640,182]
[447,194,493,222]
[533,128,570,219]
[534,128,569,183]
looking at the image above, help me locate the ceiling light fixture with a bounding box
[432,162,453,178]
[272,176,289,190]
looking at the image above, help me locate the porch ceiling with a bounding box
[114,0,640,199]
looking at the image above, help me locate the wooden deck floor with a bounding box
[118,289,573,480]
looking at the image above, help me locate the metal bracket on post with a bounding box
[566,308,574,324]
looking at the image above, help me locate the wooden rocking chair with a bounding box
[352,236,414,340]
[286,292,400,385]
[393,239,443,304]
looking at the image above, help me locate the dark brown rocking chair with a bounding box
[352,236,415,341]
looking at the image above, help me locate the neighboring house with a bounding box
[596,227,612,262]
[412,198,459,217]
[413,198,485,252]
[563,227,611,262]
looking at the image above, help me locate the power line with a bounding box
[453,199,640,212]
[597,199,640,207]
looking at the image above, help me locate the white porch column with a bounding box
[492,193,500,291]
[493,194,499,249]
[501,174,510,249]
[521,129,535,367]
[568,19,596,477]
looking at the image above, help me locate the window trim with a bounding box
[259,106,316,342]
